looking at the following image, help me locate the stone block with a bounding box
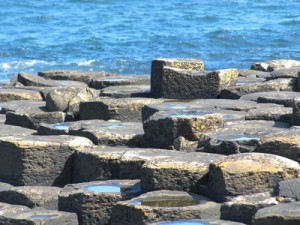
[238,69,270,78]
[141,152,225,193]
[245,106,292,123]
[0,89,42,102]
[100,84,150,98]
[221,192,278,224]
[90,75,150,89]
[17,73,58,87]
[253,202,300,225]
[292,97,300,126]
[268,67,300,80]
[0,182,13,191]
[208,153,300,202]
[111,190,221,225]
[275,178,300,201]
[80,97,163,122]
[0,123,35,137]
[151,58,204,98]
[59,180,140,225]
[0,186,61,209]
[250,59,300,72]
[0,135,93,186]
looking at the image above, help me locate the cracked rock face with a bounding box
[207,153,300,202]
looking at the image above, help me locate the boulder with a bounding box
[143,110,224,148]
[17,72,58,87]
[253,202,300,225]
[0,135,93,186]
[221,192,278,224]
[275,178,300,201]
[0,186,61,209]
[208,153,300,202]
[80,97,163,122]
[156,67,238,99]
[100,84,150,98]
[151,58,204,98]
[59,180,140,225]
[141,152,225,193]
[90,75,150,89]
[111,190,221,225]
[250,59,300,72]
[0,89,42,102]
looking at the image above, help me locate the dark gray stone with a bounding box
[208,153,300,202]
[151,58,204,98]
[90,75,150,89]
[275,178,300,201]
[100,84,150,98]
[0,186,61,209]
[221,192,278,224]
[245,106,292,123]
[111,190,221,225]
[0,89,43,102]
[292,97,300,126]
[253,202,300,225]
[59,180,140,225]
[0,135,93,186]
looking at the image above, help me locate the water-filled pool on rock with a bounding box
[85,184,121,193]
[157,220,210,225]
[96,124,125,129]
[131,197,201,207]
[161,104,189,110]
[52,123,69,131]
[30,215,57,220]
[168,111,210,118]
[216,133,260,141]
[103,78,131,82]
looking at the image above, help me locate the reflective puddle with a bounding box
[169,111,209,118]
[85,184,121,193]
[161,104,189,110]
[216,134,260,141]
[52,123,69,131]
[96,123,125,129]
[157,220,210,225]
[30,215,57,220]
[131,198,201,207]
[121,184,141,194]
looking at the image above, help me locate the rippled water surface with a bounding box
[1,0,300,79]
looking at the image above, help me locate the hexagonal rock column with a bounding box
[0,186,61,210]
[80,97,163,122]
[158,67,238,99]
[0,89,43,102]
[275,178,300,201]
[292,97,300,126]
[0,135,93,186]
[150,58,204,98]
[59,180,140,225]
[220,192,278,224]
[148,219,246,225]
[141,152,225,193]
[90,75,150,89]
[73,146,191,183]
[143,111,224,149]
[0,203,78,225]
[257,129,300,162]
[110,190,221,225]
[250,59,300,72]
[207,153,300,202]
[253,202,300,225]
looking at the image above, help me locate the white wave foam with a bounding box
[77,59,96,66]
[0,60,51,70]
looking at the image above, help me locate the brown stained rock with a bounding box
[90,75,150,89]
[208,153,300,202]
[0,89,42,102]
[100,84,150,98]
[0,186,61,210]
[253,202,300,225]
[0,135,94,186]
[140,152,225,193]
[58,180,140,225]
[111,190,221,225]
[80,97,163,122]
[143,110,224,149]
[257,129,300,162]
[250,59,300,72]
[158,67,238,99]
[151,58,204,98]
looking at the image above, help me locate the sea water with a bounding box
[1,0,300,78]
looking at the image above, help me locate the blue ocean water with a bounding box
[0,0,300,80]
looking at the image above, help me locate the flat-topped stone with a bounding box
[241,91,300,106]
[141,152,225,193]
[221,192,278,224]
[275,178,300,201]
[59,180,140,225]
[111,190,221,225]
[0,123,35,137]
[0,203,78,225]
[100,84,150,98]
[151,58,204,98]
[199,120,289,155]
[220,78,296,99]
[238,69,270,78]
[17,72,59,87]
[0,100,45,114]
[250,59,300,72]
[253,202,300,225]
[90,75,150,89]
[0,135,93,186]
[0,186,61,210]
[80,97,163,122]
[257,129,300,162]
[0,88,42,102]
[157,67,238,99]
[268,67,300,80]
[143,110,224,148]
[245,106,292,123]
[208,153,300,202]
